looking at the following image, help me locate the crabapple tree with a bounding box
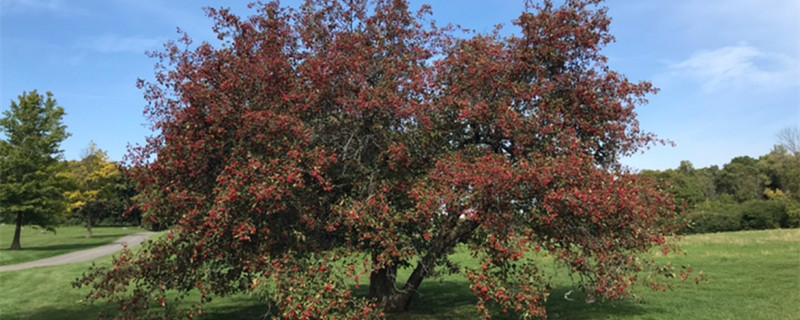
[76,0,688,318]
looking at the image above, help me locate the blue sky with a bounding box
[1,0,798,171]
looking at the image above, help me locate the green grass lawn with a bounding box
[0,225,144,266]
[0,229,798,320]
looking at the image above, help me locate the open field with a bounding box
[0,229,798,319]
[0,225,144,266]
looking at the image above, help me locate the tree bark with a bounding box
[86,216,93,238]
[369,264,402,311]
[371,219,479,313]
[10,212,23,250]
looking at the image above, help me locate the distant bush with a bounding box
[688,199,738,233]
[739,200,788,230]
[689,209,742,234]
[787,201,800,228]
[686,198,797,233]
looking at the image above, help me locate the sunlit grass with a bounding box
[0,229,797,319]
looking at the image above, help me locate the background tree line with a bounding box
[1,91,140,250]
[641,128,800,233]
[1,139,141,241]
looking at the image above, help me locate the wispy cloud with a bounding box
[84,34,164,54]
[665,44,798,92]
[679,0,798,40]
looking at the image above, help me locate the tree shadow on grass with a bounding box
[202,303,274,320]
[198,281,479,320]
[4,295,271,320]
[0,235,128,252]
[376,281,660,320]
[399,282,658,319]
[405,280,478,313]
[4,243,108,252]
[5,298,271,320]
[0,305,106,320]
[5,284,661,320]
[544,286,664,319]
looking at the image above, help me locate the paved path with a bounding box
[0,232,157,272]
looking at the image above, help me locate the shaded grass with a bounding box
[0,229,798,319]
[0,225,144,266]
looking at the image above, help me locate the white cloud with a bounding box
[85,34,164,54]
[666,45,798,92]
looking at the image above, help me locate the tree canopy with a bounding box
[76,1,686,319]
[65,142,125,238]
[0,90,70,250]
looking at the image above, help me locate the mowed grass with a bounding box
[0,229,798,320]
[0,224,144,266]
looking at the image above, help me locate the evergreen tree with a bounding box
[0,91,70,250]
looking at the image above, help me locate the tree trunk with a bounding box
[370,219,479,313]
[372,246,456,312]
[369,252,429,313]
[86,216,93,238]
[10,212,23,250]
[369,264,404,312]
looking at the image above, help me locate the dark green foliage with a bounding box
[693,165,719,200]
[787,201,800,228]
[715,156,768,203]
[739,200,787,230]
[641,161,715,211]
[692,212,742,233]
[690,198,791,234]
[759,146,800,201]
[104,166,141,226]
[689,199,741,233]
[649,144,800,234]
[0,91,70,250]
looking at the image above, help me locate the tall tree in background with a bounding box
[0,91,70,250]
[641,161,708,210]
[76,1,685,318]
[715,156,768,203]
[776,126,799,155]
[110,166,142,227]
[760,146,800,201]
[65,142,123,238]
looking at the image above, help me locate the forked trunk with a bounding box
[369,252,447,312]
[9,212,23,250]
[369,220,480,313]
